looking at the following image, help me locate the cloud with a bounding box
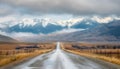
[0,28,83,41]
[57,17,84,27]
[0,7,11,15]
[0,0,120,15]
[0,30,43,40]
[0,16,16,23]
[91,16,113,23]
[50,28,85,35]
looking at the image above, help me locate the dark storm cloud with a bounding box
[0,0,120,15]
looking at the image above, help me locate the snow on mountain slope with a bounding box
[0,16,120,34]
[0,16,119,28]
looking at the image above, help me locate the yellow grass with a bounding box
[61,42,120,65]
[0,42,56,67]
[65,49,120,65]
[0,49,52,67]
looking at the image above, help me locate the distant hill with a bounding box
[0,34,17,42]
[63,20,120,41]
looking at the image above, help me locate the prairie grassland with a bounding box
[0,49,52,66]
[0,42,56,50]
[61,42,120,65]
[0,42,56,67]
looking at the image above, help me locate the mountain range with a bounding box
[1,16,115,34]
[0,17,120,42]
[64,20,120,42]
[29,20,120,42]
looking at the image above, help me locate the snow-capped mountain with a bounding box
[4,19,98,34]
[7,22,65,34]
[0,16,120,42]
[71,18,101,29]
[30,20,120,42]
[0,16,120,34]
[69,20,120,41]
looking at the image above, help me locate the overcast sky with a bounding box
[0,0,120,16]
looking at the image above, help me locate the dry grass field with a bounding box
[61,42,120,65]
[0,42,56,67]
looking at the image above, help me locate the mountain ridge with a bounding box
[30,20,120,42]
[0,34,17,42]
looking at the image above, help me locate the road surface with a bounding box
[10,42,120,69]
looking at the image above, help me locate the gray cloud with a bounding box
[0,0,120,15]
[0,5,14,16]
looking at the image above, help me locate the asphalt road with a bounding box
[11,42,120,69]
